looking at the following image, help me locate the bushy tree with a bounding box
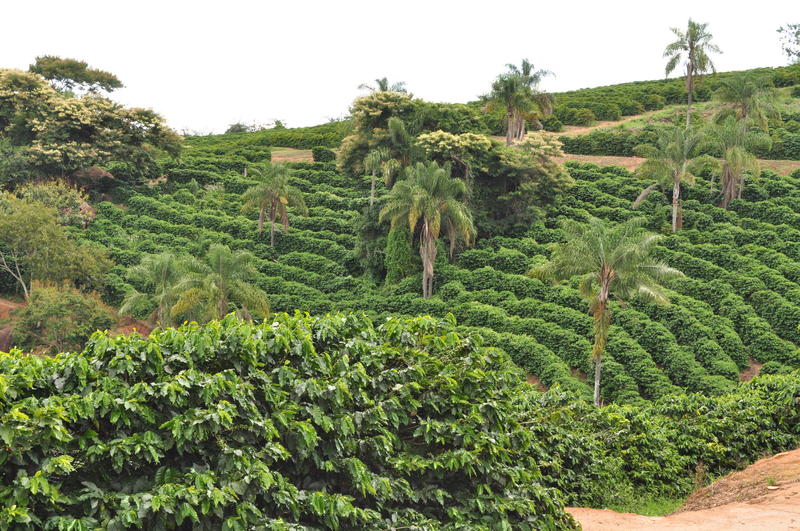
[530,217,683,406]
[0,69,181,182]
[11,282,115,353]
[0,196,110,299]
[13,179,91,227]
[29,55,123,93]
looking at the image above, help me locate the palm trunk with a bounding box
[370,171,376,206]
[269,203,277,246]
[720,164,743,209]
[257,208,265,234]
[672,178,681,232]
[592,276,612,407]
[685,65,693,128]
[593,353,602,408]
[420,221,436,299]
[506,112,514,146]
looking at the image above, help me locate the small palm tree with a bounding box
[632,125,704,232]
[379,162,475,298]
[705,117,772,208]
[242,162,308,246]
[119,252,186,327]
[529,216,683,406]
[358,77,407,93]
[171,244,270,322]
[714,73,779,130]
[664,19,722,126]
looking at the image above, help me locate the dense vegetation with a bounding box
[2,23,800,527]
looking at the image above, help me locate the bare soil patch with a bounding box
[0,298,22,321]
[739,360,763,382]
[271,148,314,163]
[568,448,800,530]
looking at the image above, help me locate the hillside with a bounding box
[4,54,800,527]
[79,129,800,405]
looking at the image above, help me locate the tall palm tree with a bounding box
[364,147,390,206]
[664,19,722,126]
[632,125,704,232]
[705,117,772,208]
[358,77,407,93]
[485,61,553,145]
[379,162,475,298]
[713,73,779,130]
[119,252,186,327]
[529,216,683,406]
[171,244,270,322]
[242,162,308,246]
[506,59,554,135]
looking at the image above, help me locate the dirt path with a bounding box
[553,153,800,176]
[569,448,800,530]
[0,297,22,320]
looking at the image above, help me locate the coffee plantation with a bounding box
[3,37,800,529]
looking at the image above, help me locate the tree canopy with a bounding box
[29,55,123,93]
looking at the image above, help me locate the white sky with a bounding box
[4,0,795,134]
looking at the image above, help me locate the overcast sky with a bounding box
[4,0,795,134]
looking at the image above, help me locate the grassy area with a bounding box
[607,495,686,516]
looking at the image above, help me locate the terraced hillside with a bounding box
[84,137,800,406]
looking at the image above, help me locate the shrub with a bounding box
[10,282,116,353]
[0,313,576,529]
[311,146,336,162]
[542,116,563,132]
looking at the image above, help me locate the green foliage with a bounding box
[0,313,576,530]
[311,146,335,162]
[0,196,111,299]
[10,282,115,353]
[13,179,90,227]
[0,69,181,183]
[28,55,123,92]
[384,224,416,284]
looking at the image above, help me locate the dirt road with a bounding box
[569,449,800,530]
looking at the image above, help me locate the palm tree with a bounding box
[119,252,186,327]
[171,244,270,322]
[242,162,308,246]
[713,73,779,130]
[529,216,683,406]
[632,125,704,232]
[379,162,475,298]
[506,59,554,134]
[664,19,722,126]
[358,77,407,93]
[364,147,390,206]
[485,60,553,145]
[705,117,772,208]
